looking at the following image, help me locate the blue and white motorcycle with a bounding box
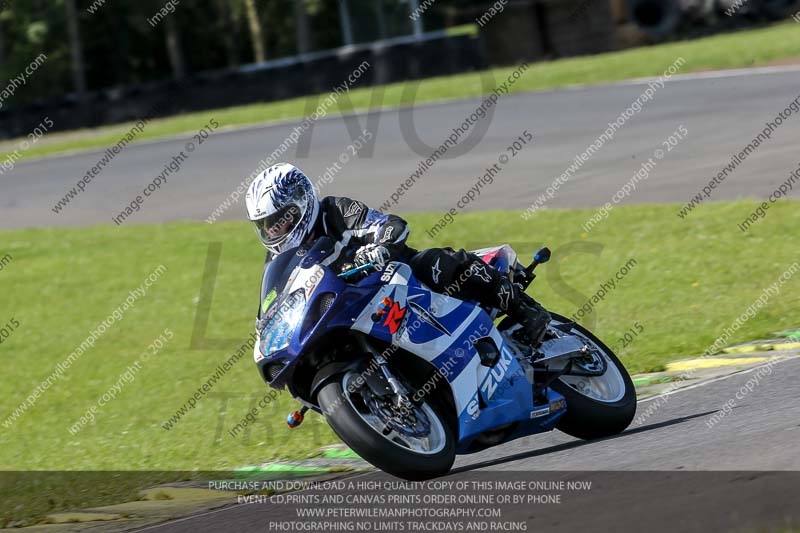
[254,237,636,480]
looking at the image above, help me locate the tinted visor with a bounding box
[255,204,302,247]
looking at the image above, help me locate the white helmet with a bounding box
[245,163,320,255]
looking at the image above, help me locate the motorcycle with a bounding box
[254,236,636,480]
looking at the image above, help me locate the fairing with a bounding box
[253,242,566,453]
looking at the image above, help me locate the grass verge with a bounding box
[1,200,798,522]
[3,21,800,163]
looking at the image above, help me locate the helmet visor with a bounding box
[254,203,302,249]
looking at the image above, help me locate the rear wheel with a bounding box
[317,370,456,480]
[548,314,636,440]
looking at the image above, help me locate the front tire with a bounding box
[317,371,456,480]
[548,314,636,440]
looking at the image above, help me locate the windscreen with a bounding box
[259,246,303,318]
[258,236,335,318]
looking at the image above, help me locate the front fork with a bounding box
[356,335,411,408]
[287,335,414,429]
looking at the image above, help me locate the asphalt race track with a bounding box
[4,66,800,229]
[137,358,800,532]
[6,67,800,532]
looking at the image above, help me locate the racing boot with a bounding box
[456,257,551,347]
[498,278,551,347]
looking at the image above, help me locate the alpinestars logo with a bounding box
[431,258,441,284]
[498,284,511,311]
[344,202,362,218]
[470,263,492,283]
[381,226,394,243]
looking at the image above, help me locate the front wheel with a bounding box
[548,314,637,440]
[317,370,456,480]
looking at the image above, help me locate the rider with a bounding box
[246,163,550,344]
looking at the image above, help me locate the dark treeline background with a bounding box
[0,0,469,105]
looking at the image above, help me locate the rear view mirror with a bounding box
[534,247,551,264]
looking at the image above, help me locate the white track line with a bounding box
[600,64,800,89]
[636,354,800,403]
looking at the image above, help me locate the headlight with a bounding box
[258,289,306,357]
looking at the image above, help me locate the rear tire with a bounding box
[548,314,636,440]
[317,372,456,480]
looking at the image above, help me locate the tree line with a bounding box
[0,0,466,106]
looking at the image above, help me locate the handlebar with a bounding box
[338,263,376,279]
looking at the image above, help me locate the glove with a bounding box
[354,244,391,268]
